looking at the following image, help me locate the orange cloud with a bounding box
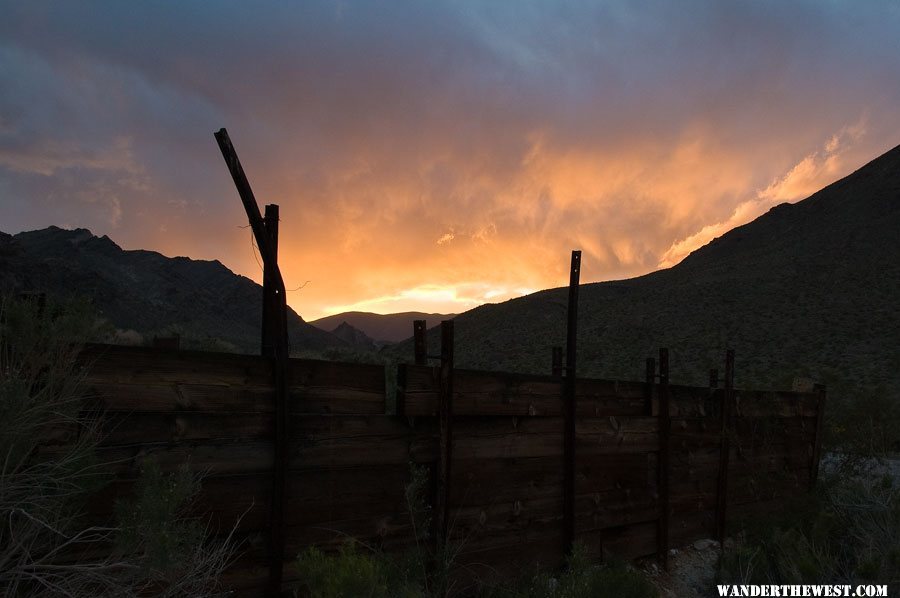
[3,3,900,322]
[658,119,869,269]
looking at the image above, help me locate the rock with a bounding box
[668,548,679,557]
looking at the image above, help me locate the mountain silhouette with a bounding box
[0,226,345,354]
[311,311,456,344]
[390,144,900,394]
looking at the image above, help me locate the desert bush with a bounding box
[295,542,424,598]
[717,472,899,592]
[294,541,658,598]
[484,545,657,598]
[0,294,237,596]
[824,389,900,473]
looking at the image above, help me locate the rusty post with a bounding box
[435,320,455,550]
[214,129,289,595]
[414,320,427,365]
[715,349,735,543]
[563,250,581,558]
[657,348,670,569]
[262,204,280,358]
[552,346,563,377]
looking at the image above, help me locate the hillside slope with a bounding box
[393,145,900,391]
[0,227,345,354]
[311,311,455,344]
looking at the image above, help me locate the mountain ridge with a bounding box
[389,144,900,394]
[0,226,346,354]
[311,310,456,344]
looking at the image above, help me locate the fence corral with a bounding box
[43,340,826,595]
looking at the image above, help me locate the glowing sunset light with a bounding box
[321,283,537,318]
[1,2,899,322]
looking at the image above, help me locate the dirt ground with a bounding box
[639,538,726,598]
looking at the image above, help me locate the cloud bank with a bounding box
[1,1,899,318]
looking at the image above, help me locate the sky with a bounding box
[1,1,899,321]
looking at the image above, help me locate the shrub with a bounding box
[717,472,899,592]
[486,545,658,598]
[295,542,424,598]
[0,294,237,596]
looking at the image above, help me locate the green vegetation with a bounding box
[825,390,900,473]
[294,541,658,598]
[484,547,657,598]
[0,295,236,596]
[717,472,899,593]
[296,542,424,598]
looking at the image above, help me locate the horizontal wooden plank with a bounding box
[576,379,647,416]
[452,417,563,459]
[399,366,648,417]
[84,464,419,533]
[285,465,414,526]
[289,359,386,414]
[85,381,383,416]
[450,510,564,557]
[670,477,718,503]
[451,456,562,505]
[576,453,657,495]
[79,344,272,386]
[35,439,275,477]
[292,415,437,467]
[95,412,273,445]
[576,416,659,454]
[449,497,563,546]
[578,520,658,561]
[575,493,659,532]
[399,366,562,416]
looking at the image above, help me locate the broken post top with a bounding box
[214,128,275,267]
[569,250,581,278]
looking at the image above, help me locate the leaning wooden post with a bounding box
[214,129,290,595]
[657,348,671,569]
[261,203,280,357]
[715,349,735,543]
[563,250,581,558]
[809,384,827,490]
[413,320,427,365]
[435,320,455,551]
[552,346,563,377]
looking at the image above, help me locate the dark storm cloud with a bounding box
[1,0,898,317]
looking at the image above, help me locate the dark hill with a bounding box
[0,226,345,354]
[392,144,900,392]
[329,321,378,352]
[311,311,456,344]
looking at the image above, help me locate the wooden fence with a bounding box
[46,341,825,595]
